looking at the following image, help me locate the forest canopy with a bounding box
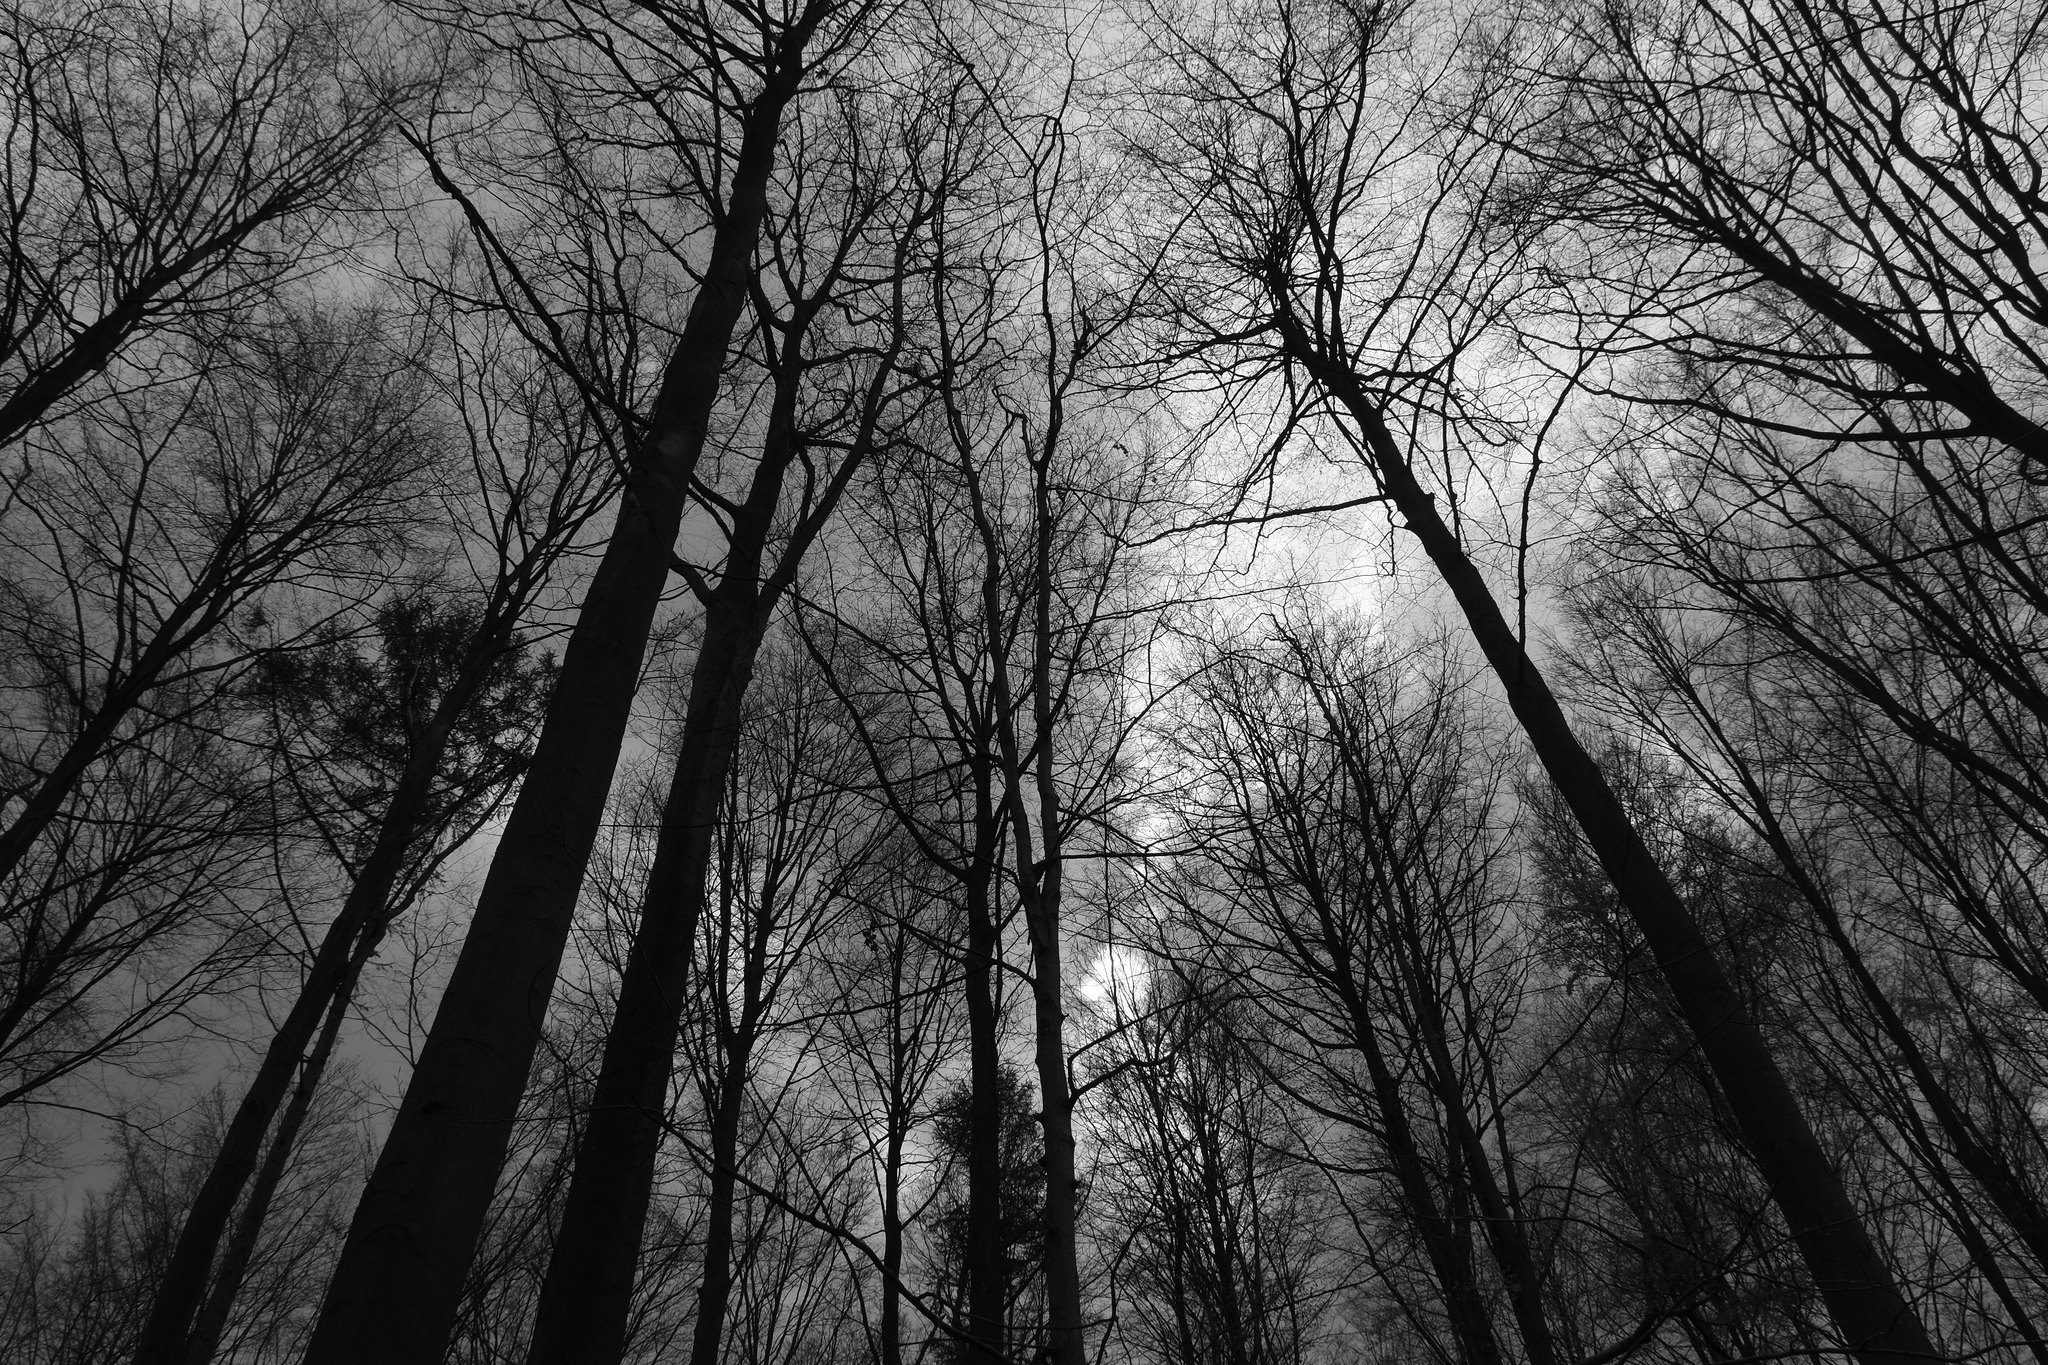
[2,0,2045,1362]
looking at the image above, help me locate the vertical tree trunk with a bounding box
[880,1075,906,1365]
[1313,675,1562,1365]
[962,782,1009,1365]
[300,36,814,1358]
[1020,880,1086,1365]
[978,460,1086,1365]
[685,1033,756,1365]
[683,813,777,1365]
[1278,319,1939,1365]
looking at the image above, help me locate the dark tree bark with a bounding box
[794,456,1023,1364]
[135,689,470,1365]
[960,789,1010,1365]
[1274,306,1938,1365]
[136,579,574,1365]
[299,14,827,1358]
[684,968,762,1365]
[524,199,917,1364]
[1571,588,2048,1340]
[182,929,371,1365]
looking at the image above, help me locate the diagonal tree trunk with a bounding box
[1278,839,1508,1365]
[134,620,512,1365]
[1274,308,1939,1365]
[182,926,375,1365]
[524,243,908,1364]
[300,25,823,1359]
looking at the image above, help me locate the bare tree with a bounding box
[813,834,962,1365]
[655,646,881,1365]
[301,0,886,1355]
[0,0,410,451]
[133,289,618,1365]
[1495,0,2048,482]
[519,33,960,1361]
[1123,0,1937,1355]
[1164,620,1566,1365]
[0,1076,368,1365]
[798,423,1025,1363]
[0,305,435,1113]
[1555,563,2048,1359]
[1089,969,1325,1365]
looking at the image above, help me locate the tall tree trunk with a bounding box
[685,1033,756,1365]
[979,462,1086,1365]
[1276,314,1939,1365]
[182,931,374,1365]
[1410,985,1560,1365]
[880,1083,906,1365]
[1357,1017,1504,1365]
[300,34,815,1359]
[524,201,909,1363]
[962,779,1008,1365]
[1020,881,1085,1365]
[522,397,799,1365]
[134,629,501,1365]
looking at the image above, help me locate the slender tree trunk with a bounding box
[963,783,1008,1365]
[1318,935,1504,1365]
[1412,995,1560,1365]
[134,632,499,1365]
[1711,232,2048,474]
[300,38,812,1358]
[1278,316,1939,1365]
[1189,1107,1250,1365]
[183,932,374,1365]
[1897,1114,2048,1365]
[1317,689,1560,1365]
[1020,878,1085,1365]
[1369,1051,1504,1365]
[974,489,1086,1365]
[881,1096,906,1365]
[685,1032,756,1365]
